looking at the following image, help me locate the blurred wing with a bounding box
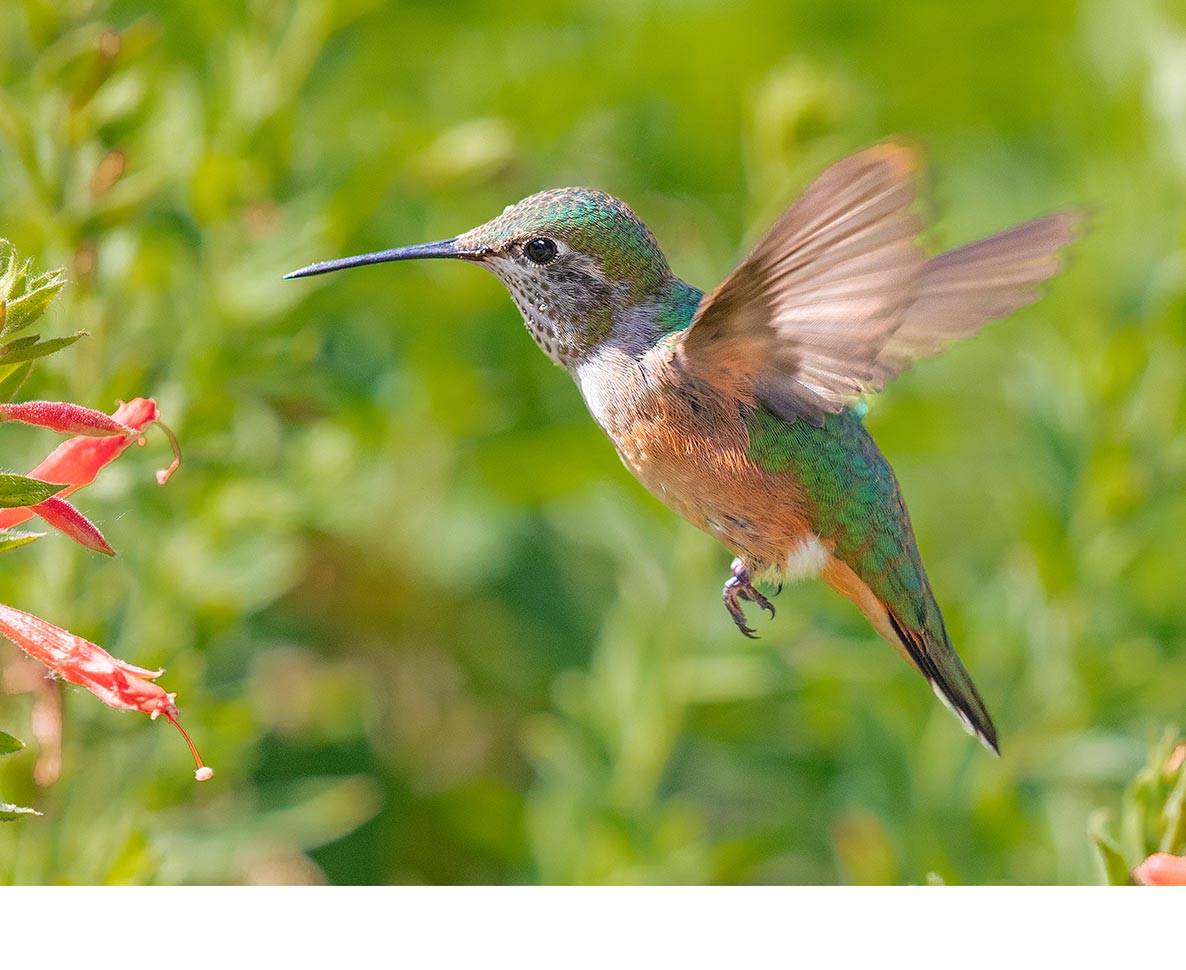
[677,143,925,422]
[870,212,1080,386]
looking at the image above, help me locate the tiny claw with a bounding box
[722,557,773,638]
[723,587,757,637]
[726,600,759,637]
[737,577,776,619]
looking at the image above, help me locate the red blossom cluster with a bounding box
[0,399,210,781]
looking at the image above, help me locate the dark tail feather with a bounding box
[887,611,1000,755]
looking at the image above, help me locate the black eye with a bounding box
[524,237,558,264]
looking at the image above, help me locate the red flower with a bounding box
[0,400,134,438]
[0,604,212,781]
[30,496,116,556]
[0,397,180,541]
[1134,853,1186,886]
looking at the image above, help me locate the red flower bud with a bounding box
[0,604,212,781]
[31,495,115,556]
[0,400,134,437]
[1134,853,1186,886]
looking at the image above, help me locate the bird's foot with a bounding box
[722,557,775,639]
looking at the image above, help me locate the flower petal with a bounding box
[0,401,134,437]
[32,496,115,556]
[1134,853,1186,886]
[0,603,165,714]
[0,397,160,530]
[0,603,212,780]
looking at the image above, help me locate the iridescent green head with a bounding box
[286,188,681,368]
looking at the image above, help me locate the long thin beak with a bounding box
[283,237,484,280]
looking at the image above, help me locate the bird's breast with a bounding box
[574,347,817,571]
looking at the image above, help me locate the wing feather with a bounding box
[871,212,1080,385]
[677,143,925,421]
[676,145,1078,422]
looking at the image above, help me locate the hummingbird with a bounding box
[286,143,1078,754]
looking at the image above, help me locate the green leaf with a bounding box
[1089,810,1133,885]
[0,730,24,755]
[0,242,20,294]
[0,803,41,822]
[6,257,32,299]
[0,529,44,553]
[1,334,37,353]
[1,272,66,334]
[0,361,32,402]
[1160,759,1186,855]
[0,474,65,508]
[0,330,87,365]
[0,240,67,335]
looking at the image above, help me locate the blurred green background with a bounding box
[0,0,1183,885]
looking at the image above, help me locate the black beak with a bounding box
[283,237,485,280]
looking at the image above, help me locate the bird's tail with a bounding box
[823,553,1000,755]
[814,413,1002,754]
[883,606,1000,755]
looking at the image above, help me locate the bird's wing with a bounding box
[675,142,926,423]
[868,212,1080,386]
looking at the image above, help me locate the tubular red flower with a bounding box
[0,397,173,531]
[0,401,134,438]
[1133,853,1186,886]
[0,603,213,781]
[31,496,115,556]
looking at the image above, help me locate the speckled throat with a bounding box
[477,255,621,368]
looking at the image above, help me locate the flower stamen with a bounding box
[161,707,214,782]
[154,419,181,485]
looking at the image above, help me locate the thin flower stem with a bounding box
[154,419,181,485]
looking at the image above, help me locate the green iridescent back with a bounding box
[745,406,934,627]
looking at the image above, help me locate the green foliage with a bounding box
[0,362,33,402]
[0,242,68,336]
[0,474,64,508]
[0,238,74,386]
[0,731,39,821]
[1090,730,1186,884]
[0,330,87,365]
[0,0,1182,883]
[0,530,45,554]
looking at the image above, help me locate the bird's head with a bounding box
[286,187,679,367]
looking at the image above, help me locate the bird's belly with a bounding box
[607,415,819,577]
[575,349,825,579]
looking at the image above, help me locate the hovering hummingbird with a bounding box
[287,143,1078,754]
